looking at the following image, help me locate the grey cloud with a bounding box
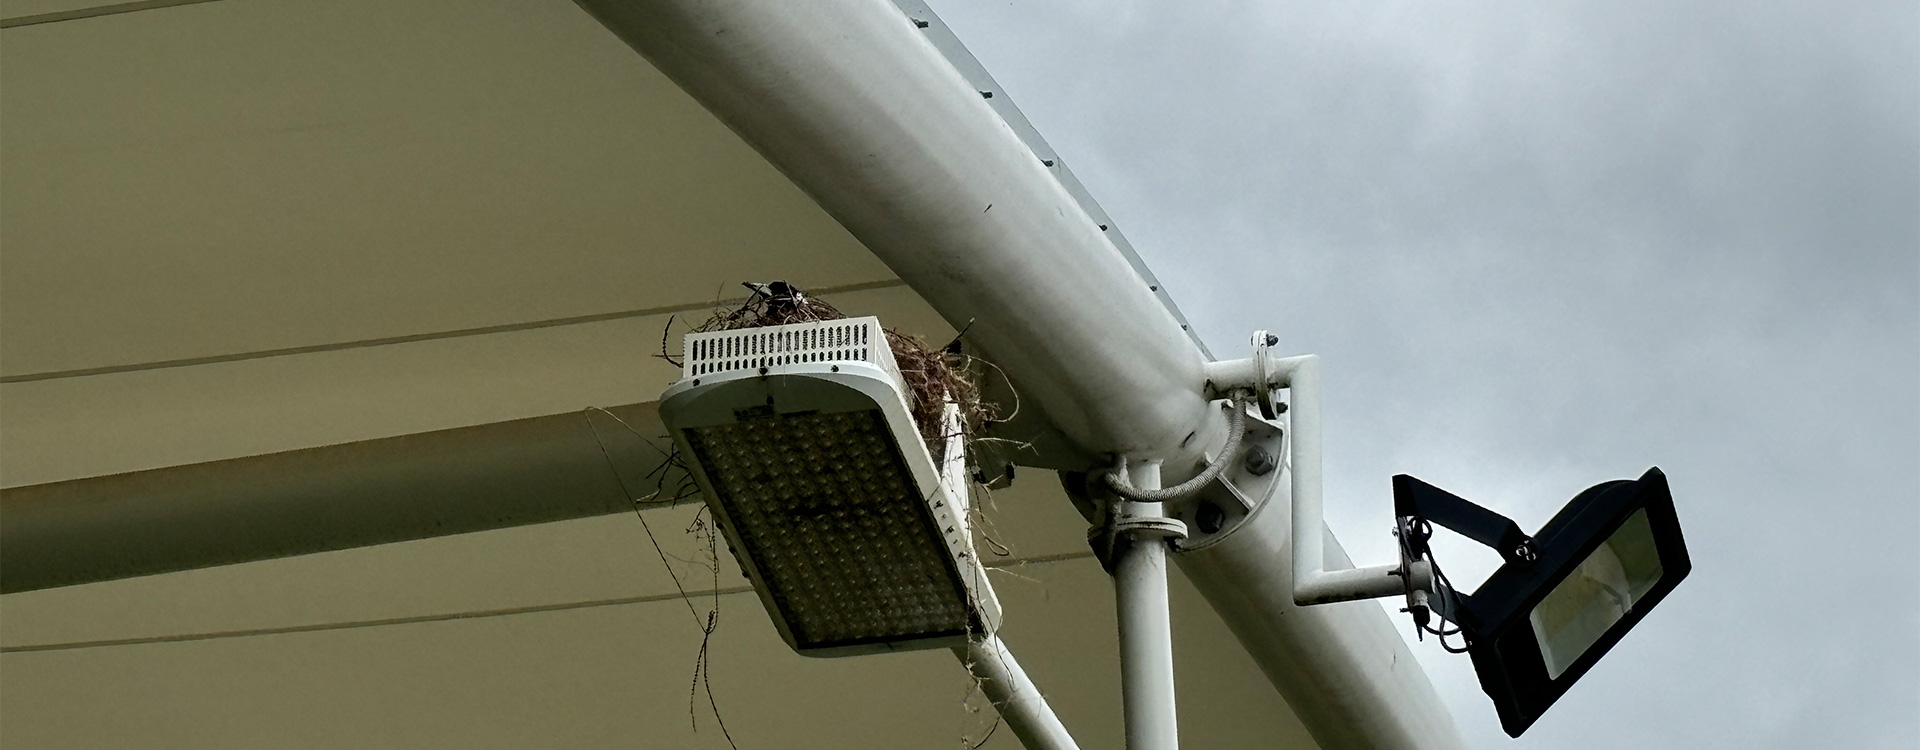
[934,1,1917,747]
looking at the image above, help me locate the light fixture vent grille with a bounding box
[683,317,899,383]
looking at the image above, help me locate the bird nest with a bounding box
[677,282,994,465]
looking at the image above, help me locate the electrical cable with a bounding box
[1420,552,1473,654]
[583,407,739,749]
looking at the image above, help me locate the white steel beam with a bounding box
[1177,502,1465,750]
[0,404,663,593]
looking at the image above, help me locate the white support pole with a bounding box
[1118,536,1178,750]
[1114,461,1180,750]
[956,635,1082,750]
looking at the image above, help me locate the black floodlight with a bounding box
[1394,468,1690,737]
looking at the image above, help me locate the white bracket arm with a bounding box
[1277,354,1428,605]
[1206,337,1432,607]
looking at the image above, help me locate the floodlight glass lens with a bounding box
[685,410,972,649]
[1529,509,1664,678]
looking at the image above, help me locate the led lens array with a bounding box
[686,409,973,649]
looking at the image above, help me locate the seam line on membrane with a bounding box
[0,0,224,29]
[0,551,1093,653]
[0,279,906,384]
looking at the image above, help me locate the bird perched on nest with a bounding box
[720,280,843,327]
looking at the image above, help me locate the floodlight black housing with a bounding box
[1398,468,1690,737]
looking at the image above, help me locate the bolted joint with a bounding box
[1243,444,1278,476]
[1201,330,1285,419]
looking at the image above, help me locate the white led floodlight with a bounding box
[659,316,1001,657]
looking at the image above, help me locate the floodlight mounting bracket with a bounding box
[1389,478,1537,631]
[1205,333,1437,607]
[1393,475,1538,566]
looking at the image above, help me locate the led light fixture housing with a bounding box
[1402,468,1690,737]
[660,317,1000,657]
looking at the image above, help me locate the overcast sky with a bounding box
[931,1,1917,747]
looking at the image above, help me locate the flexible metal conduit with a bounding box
[1106,399,1246,502]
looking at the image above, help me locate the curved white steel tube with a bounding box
[574,1,1465,747]
[573,0,1211,465]
[1176,505,1465,750]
